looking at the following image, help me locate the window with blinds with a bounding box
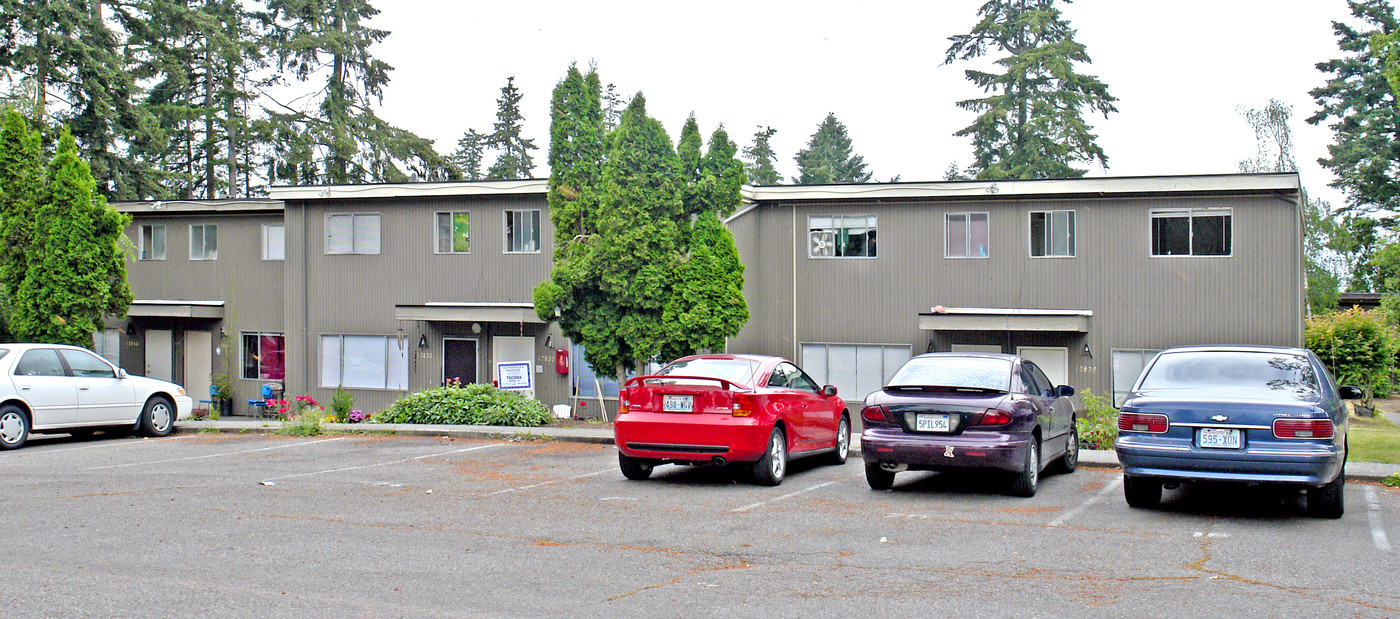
[325,213,381,255]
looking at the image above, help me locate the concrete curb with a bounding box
[175,420,1400,483]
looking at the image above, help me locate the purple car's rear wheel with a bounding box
[1009,439,1039,497]
[865,462,895,490]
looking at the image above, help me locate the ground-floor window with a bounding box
[320,335,408,389]
[243,333,286,381]
[1112,348,1161,405]
[800,343,912,403]
[570,344,654,398]
[91,328,121,366]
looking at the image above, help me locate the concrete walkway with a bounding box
[174,417,1400,483]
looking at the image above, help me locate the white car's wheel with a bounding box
[140,397,175,437]
[0,405,30,450]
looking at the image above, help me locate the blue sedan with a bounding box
[1115,346,1359,518]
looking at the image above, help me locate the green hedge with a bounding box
[374,383,552,426]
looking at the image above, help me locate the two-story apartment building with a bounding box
[110,172,1303,416]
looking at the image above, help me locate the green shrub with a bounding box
[1385,473,1400,488]
[331,387,354,423]
[279,406,323,437]
[1076,389,1119,450]
[1306,307,1399,409]
[374,383,552,426]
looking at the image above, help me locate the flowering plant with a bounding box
[348,409,370,423]
[264,399,292,418]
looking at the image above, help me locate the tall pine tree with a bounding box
[742,125,783,185]
[449,129,487,181]
[0,109,45,341]
[262,0,451,184]
[944,0,1118,180]
[794,113,871,185]
[484,77,537,180]
[1309,0,1400,213]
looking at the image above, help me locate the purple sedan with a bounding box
[860,353,1078,497]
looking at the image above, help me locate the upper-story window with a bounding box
[808,215,876,258]
[189,224,217,260]
[1151,208,1231,257]
[1030,210,1075,258]
[436,211,470,254]
[946,212,989,258]
[326,213,381,255]
[262,223,285,261]
[504,209,540,253]
[139,225,166,261]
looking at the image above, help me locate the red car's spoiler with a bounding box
[623,375,745,391]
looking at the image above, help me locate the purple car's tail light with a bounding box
[1118,412,1168,433]
[861,405,891,424]
[971,409,1012,426]
[1273,418,1334,439]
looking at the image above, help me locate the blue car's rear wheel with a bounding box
[1307,463,1345,519]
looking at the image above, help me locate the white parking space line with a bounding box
[478,468,613,497]
[264,442,510,482]
[1,435,186,458]
[1365,486,1392,552]
[732,480,839,513]
[1047,474,1124,527]
[84,437,347,470]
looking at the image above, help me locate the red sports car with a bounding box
[613,354,850,486]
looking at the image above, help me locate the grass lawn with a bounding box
[1347,413,1400,465]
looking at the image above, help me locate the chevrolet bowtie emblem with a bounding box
[1210,415,1228,422]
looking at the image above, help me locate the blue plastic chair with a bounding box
[248,384,274,417]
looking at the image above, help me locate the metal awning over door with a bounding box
[918,307,1092,332]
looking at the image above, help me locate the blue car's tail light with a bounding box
[1273,418,1334,439]
[1118,412,1168,433]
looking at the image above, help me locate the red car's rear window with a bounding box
[655,358,762,386]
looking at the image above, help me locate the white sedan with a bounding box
[0,343,193,449]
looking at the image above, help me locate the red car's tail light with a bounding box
[1118,412,1169,433]
[861,405,889,423]
[1273,418,1334,439]
[731,393,756,417]
[618,391,630,415]
[972,409,1012,426]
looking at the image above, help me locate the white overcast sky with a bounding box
[365,0,1359,207]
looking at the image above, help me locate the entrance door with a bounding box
[146,329,172,381]
[443,338,478,385]
[493,336,536,398]
[185,330,212,406]
[1016,346,1069,388]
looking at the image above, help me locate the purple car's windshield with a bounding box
[887,356,1012,392]
[654,358,762,386]
[1137,351,1320,400]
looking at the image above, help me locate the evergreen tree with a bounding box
[794,113,871,185]
[602,82,624,132]
[1310,0,1400,213]
[742,125,783,185]
[450,129,487,181]
[944,0,1118,180]
[484,76,537,180]
[0,0,162,199]
[262,0,451,184]
[0,109,45,340]
[10,128,131,345]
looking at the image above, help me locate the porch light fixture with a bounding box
[418,334,428,349]
[1083,343,1092,358]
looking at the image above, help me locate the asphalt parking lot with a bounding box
[2,431,1397,617]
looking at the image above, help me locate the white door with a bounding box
[185,330,212,404]
[1017,346,1069,388]
[146,330,172,381]
[951,344,1002,354]
[492,336,535,398]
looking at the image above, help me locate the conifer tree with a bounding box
[0,110,45,340]
[484,77,537,180]
[743,125,783,185]
[1310,0,1400,213]
[263,0,451,184]
[450,129,487,181]
[795,113,871,185]
[945,0,1118,180]
[11,128,131,345]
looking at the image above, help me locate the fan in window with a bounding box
[809,230,837,257]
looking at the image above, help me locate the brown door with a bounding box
[443,338,478,385]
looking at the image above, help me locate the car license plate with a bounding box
[662,395,693,412]
[915,414,951,432]
[1198,428,1242,449]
